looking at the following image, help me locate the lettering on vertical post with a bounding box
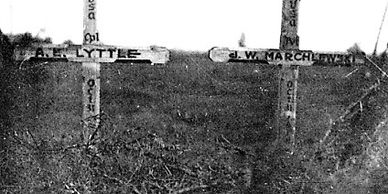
[84,0,99,44]
[285,80,296,116]
[88,0,96,20]
[86,79,96,113]
[280,0,300,50]
[288,0,298,27]
[82,62,100,132]
[84,33,99,45]
[280,35,299,50]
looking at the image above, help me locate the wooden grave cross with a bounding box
[14,0,170,143]
[208,0,365,152]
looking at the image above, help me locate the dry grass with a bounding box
[2,32,388,193]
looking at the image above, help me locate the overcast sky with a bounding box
[1,0,388,53]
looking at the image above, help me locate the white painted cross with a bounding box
[14,0,169,143]
[208,0,365,151]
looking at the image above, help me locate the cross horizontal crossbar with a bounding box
[209,47,365,66]
[14,44,170,64]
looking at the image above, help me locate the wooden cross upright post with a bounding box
[14,0,170,144]
[82,0,101,137]
[277,0,300,151]
[208,0,365,152]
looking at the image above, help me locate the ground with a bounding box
[1,38,388,193]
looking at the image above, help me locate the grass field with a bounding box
[2,37,388,193]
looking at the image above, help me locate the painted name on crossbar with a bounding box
[209,47,365,66]
[14,44,170,64]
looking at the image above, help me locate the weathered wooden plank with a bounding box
[82,62,100,131]
[13,44,170,64]
[208,47,364,66]
[277,0,300,152]
[83,0,100,142]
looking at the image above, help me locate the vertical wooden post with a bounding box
[276,0,300,152]
[82,0,100,143]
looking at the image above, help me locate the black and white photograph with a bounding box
[1,0,388,193]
